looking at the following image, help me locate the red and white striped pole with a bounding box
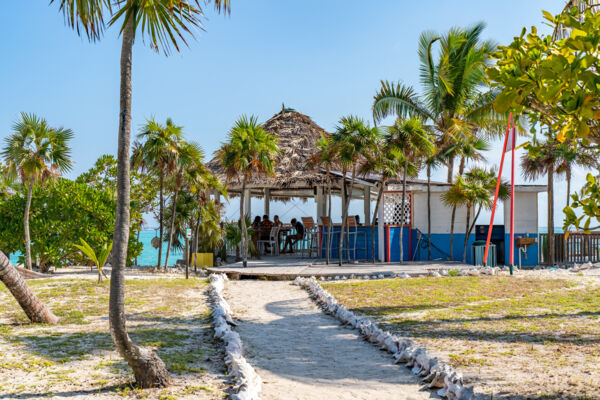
[483,112,512,266]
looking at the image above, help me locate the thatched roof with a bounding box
[208,107,335,193]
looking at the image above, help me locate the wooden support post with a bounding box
[378,193,385,262]
[363,186,371,226]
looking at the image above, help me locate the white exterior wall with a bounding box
[412,192,472,234]
[503,192,538,233]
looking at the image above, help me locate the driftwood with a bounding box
[15,266,49,279]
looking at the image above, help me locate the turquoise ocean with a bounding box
[8,230,182,267]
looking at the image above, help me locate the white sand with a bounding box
[224,280,430,400]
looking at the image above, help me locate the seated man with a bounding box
[282,218,304,253]
[260,215,274,251]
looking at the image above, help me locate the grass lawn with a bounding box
[0,275,227,399]
[324,274,600,400]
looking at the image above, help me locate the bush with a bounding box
[0,178,141,271]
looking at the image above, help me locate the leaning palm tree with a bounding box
[132,118,184,267]
[163,141,204,268]
[373,23,505,182]
[387,118,435,262]
[330,116,381,265]
[0,251,58,324]
[2,112,73,270]
[216,115,279,268]
[51,0,231,388]
[442,168,509,262]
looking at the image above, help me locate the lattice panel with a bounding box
[383,192,411,225]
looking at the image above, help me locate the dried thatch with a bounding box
[208,107,334,193]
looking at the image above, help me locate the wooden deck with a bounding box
[207,256,471,280]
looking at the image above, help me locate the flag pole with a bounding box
[483,112,512,266]
[509,125,516,275]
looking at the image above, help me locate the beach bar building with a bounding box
[208,108,546,266]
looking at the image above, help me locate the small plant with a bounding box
[448,269,460,277]
[74,239,113,283]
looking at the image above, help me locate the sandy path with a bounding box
[224,281,431,400]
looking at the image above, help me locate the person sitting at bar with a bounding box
[273,215,283,228]
[260,215,274,252]
[250,216,261,258]
[282,218,304,253]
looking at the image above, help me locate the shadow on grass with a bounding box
[0,385,123,399]
[352,306,600,345]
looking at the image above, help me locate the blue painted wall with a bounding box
[504,233,539,266]
[410,232,476,264]
[320,226,378,261]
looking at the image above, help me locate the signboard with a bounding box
[186,228,192,239]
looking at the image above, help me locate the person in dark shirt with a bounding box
[282,218,304,253]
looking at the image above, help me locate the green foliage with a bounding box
[196,200,224,253]
[224,218,255,256]
[564,173,600,233]
[73,239,112,283]
[0,179,141,270]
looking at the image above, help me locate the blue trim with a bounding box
[505,233,539,266]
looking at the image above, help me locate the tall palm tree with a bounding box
[521,138,560,266]
[132,118,184,267]
[312,134,335,264]
[387,118,435,262]
[424,145,444,260]
[163,141,204,268]
[51,0,231,388]
[442,168,509,262]
[372,23,505,182]
[2,113,73,270]
[216,115,279,268]
[330,116,381,265]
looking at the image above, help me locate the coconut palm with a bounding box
[386,118,435,262]
[372,23,505,182]
[442,168,509,262]
[424,145,445,260]
[2,113,73,270]
[163,141,204,268]
[51,0,231,387]
[132,118,184,267]
[330,116,381,265]
[216,115,279,268]
[554,141,597,206]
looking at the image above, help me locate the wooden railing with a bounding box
[539,232,600,265]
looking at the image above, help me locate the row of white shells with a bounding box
[293,276,475,400]
[209,274,262,400]
[313,265,506,282]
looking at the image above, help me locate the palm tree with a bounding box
[445,135,489,260]
[424,145,445,260]
[554,141,597,206]
[442,168,509,262]
[372,24,505,182]
[330,116,381,265]
[2,113,73,270]
[312,134,335,264]
[51,0,231,388]
[0,251,58,324]
[163,141,204,268]
[387,118,435,262]
[216,115,279,268]
[132,118,184,267]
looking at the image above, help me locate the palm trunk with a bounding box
[109,17,170,388]
[346,166,356,263]
[24,179,34,270]
[427,165,432,261]
[338,170,347,266]
[446,155,455,183]
[194,208,201,272]
[548,168,555,266]
[400,160,408,263]
[163,184,179,268]
[240,177,248,268]
[462,205,471,263]
[0,250,58,324]
[449,157,465,261]
[566,167,571,207]
[371,180,385,263]
[158,170,164,268]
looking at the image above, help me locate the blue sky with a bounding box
[0,1,571,227]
